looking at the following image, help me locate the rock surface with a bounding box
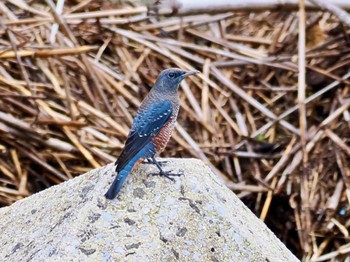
[0,158,298,262]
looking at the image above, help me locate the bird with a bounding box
[105,68,199,199]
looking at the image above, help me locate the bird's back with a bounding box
[145,91,180,154]
[115,91,179,171]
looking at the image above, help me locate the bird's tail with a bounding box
[105,161,135,200]
[105,143,155,199]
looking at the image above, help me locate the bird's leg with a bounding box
[148,157,183,181]
[143,158,168,166]
[142,158,153,164]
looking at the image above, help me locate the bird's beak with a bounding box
[182,70,200,78]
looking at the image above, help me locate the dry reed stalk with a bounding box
[1,1,350,259]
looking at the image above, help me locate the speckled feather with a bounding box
[115,98,179,173]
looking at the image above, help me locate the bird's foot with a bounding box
[149,169,184,181]
[148,157,182,181]
[144,158,168,166]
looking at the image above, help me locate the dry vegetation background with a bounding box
[1,0,350,260]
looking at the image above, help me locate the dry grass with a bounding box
[1,0,350,260]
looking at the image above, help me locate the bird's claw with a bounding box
[149,169,183,181]
[144,158,168,166]
[147,157,183,181]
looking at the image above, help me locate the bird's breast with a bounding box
[152,115,177,153]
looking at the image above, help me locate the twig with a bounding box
[309,0,350,27]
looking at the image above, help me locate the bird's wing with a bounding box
[116,100,173,171]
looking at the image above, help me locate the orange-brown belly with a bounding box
[152,119,175,154]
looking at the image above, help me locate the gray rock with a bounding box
[0,158,299,262]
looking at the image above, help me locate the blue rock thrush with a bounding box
[105,68,199,199]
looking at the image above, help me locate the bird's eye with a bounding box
[168,72,175,78]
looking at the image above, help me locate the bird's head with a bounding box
[153,68,199,94]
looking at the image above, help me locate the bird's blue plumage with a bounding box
[115,100,172,172]
[104,101,173,199]
[104,68,199,200]
[104,143,156,199]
